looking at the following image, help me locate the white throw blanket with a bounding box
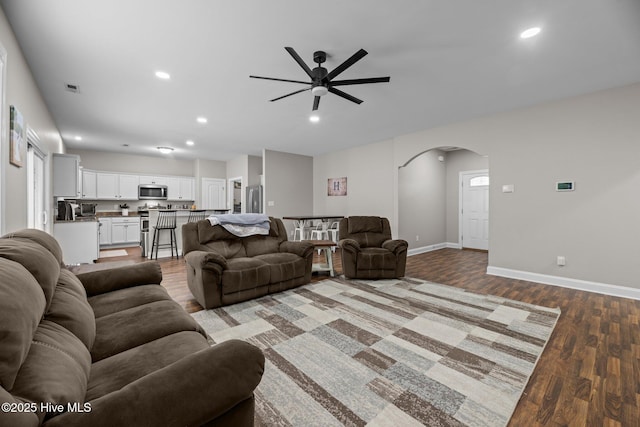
[207,214,270,237]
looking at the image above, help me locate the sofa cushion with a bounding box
[45,269,96,350]
[348,216,383,234]
[86,331,209,401]
[254,252,307,283]
[243,235,280,257]
[221,258,270,295]
[0,239,60,311]
[0,258,46,390]
[357,247,397,270]
[2,228,64,265]
[10,320,91,422]
[91,300,203,361]
[88,284,174,318]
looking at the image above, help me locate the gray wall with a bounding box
[68,149,195,176]
[390,82,640,289]
[313,139,395,221]
[1,8,64,233]
[398,149,446,248]
[264,149,313,238]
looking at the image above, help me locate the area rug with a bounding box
[98,249,129,258]
[191,277,560,427]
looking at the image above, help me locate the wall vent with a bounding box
[64,83,80,93]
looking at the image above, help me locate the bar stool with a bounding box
[151,210,177,259]
[187,210,207,223]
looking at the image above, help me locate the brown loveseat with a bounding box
[182,217,314,309]
[339,216,409,279]
[0,229,264,427]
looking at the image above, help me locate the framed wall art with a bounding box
[328,177,347,196]
[10,106,25,167]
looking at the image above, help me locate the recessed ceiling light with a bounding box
[157,146,174,154]
[520,27,541,39]
[196,116,208,124]
[309,114,320,123]
[155,71,171,80]
[186,140,195,146]
[74,135,82,141]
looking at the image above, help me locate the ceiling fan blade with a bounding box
[269,87,311,102]
[250,75,311,85]
[312,96,321,111]
[330,76,390,86]
[324,49,368,82]
[328,87,363,104]
[285,47,314,79]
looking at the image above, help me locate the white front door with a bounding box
[201,178,226,209]
[461,170,489,250]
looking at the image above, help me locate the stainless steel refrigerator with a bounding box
[246,185,263,213]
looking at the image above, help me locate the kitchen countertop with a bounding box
[54,217,98,223]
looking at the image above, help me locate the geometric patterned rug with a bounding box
[192,277,560,426]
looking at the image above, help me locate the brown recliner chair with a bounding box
[338,216,408,279]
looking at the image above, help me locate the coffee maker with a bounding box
[57,200,79,221]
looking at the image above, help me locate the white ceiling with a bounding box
[2,0,640,161]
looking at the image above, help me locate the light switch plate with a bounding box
[502,184,514,193]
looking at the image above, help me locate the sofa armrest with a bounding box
[339,238,361,254]
[43,340,265,427]
[184,250,228,271]
[279,241,314,259]
[382,239,409,255]
[75,262,163,297]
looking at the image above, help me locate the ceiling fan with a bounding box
[250,47,390,112]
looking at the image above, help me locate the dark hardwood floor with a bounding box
[98,246,640,426]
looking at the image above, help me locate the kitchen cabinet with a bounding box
[110,217,140,245]
[96,173,140,200]
[53,221,99,264]
[167,177,195,201]
[98,218,111,245]
[53,153,81,197]
[81,170,97,199]
[119,174,140,199]
[139,176,167,185]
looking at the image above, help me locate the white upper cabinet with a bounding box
[53,153,81,197]
[167,177,194,201]
[81,170,97,199]
[119,174,140,199]
[138,175,168,185]
[96,173,139,200]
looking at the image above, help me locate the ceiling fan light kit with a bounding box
[250,47,390,113]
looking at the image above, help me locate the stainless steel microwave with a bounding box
[138,184,168,200]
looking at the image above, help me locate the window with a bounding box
[469,176,489,187]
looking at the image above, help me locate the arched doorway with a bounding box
[398,147,489,253]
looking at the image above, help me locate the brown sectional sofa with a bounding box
[0,229,264,427]
[182,217,314,309]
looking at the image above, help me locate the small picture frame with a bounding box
[328,177,347,196]
[9,106,24,167]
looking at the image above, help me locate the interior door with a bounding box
[201,178,226,209]
[461,171,489,250]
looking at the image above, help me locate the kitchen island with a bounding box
[53,218,100,265]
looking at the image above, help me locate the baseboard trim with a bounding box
[408,242,460,256]
[486,266,640,301]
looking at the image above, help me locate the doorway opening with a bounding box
[228,177,242,214]
[398,147,489,252]
[27,130,48,231]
